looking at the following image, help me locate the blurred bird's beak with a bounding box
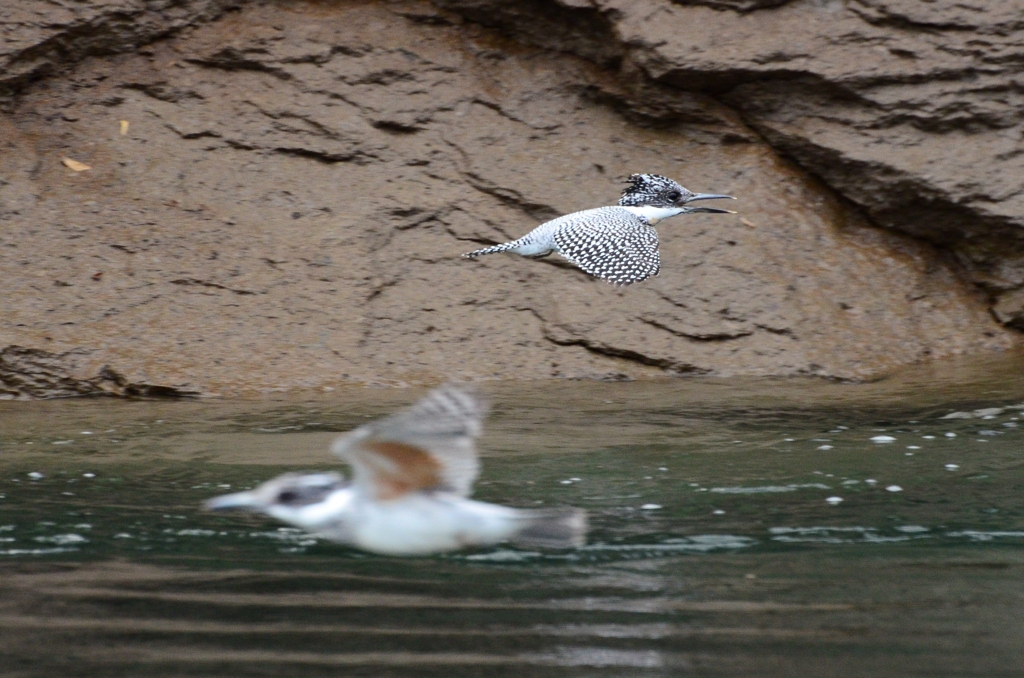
[685,193,736,203]
[204,491,261,511]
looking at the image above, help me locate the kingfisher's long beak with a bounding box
[686,193,736,203]
[686,206,737,214]
[205,491,262,511]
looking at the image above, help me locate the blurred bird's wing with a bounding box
[553,209,660,285]
[331,385,489,500]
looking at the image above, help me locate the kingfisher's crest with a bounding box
[619,174,691,207]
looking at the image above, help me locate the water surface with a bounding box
[1,354,1023,676]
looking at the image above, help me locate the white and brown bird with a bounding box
[464,173,735,285]
[205,385,587,555]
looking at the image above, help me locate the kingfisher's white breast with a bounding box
[619,205,684,225]
[346,494,523,556]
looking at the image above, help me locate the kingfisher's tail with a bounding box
[463,240,521,258]
[509,507,588,549]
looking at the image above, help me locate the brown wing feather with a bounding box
[331,385,488,500]
[357,441,443,500]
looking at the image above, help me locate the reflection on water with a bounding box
[1,353,1023,676]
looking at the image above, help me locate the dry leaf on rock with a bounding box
[61,157,91,172]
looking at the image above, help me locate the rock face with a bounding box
[0,0,240,97]
[0,0,1017,396]
[437,0,1024,324]
[0,346,193,399]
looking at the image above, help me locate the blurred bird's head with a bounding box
[619,173,735,214]
[204,472,347,517]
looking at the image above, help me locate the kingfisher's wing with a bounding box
[330,385,488,500]
[552,208,660,285]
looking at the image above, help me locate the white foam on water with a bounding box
[0,547,79,556]
[248,528,317,547]
[531,647,664,669]
[946,530,1024,541]
[710,483,830,494]
[465,549,541,562]
[583,535,756,554]
[33,534,87,545]
[769,526,915,544]
[535,623,675,640]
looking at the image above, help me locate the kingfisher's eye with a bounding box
[666,191,681,201]
[278,490,299,504]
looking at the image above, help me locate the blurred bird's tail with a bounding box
[510,508,588,549]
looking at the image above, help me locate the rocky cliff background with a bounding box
[0,0,1020,397]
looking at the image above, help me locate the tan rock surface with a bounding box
[0,0,240,96]
[0,1,1015,396]
[437,0,1024,322]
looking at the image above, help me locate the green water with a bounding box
[1,355,1023,676]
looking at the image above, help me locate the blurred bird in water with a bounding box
[205,385,587,555]
[464,173,736,285]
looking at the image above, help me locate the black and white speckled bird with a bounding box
[463,174,736,285]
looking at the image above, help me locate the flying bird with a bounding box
[205,385,587,555]
[464,173,735,285]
